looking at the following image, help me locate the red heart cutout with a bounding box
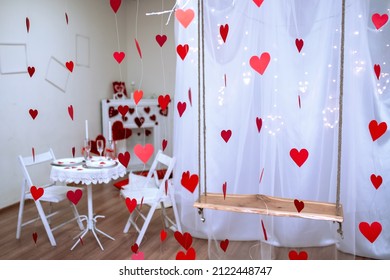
[162,139,168,151]
[156,34,167,47]
[133,90,143,105]
[72,147,75,158]
[118,151,130,168]
[65,12,68,25]
[27,66,35,77]
[131,251,144,260]
[294,199,304,213]
[188,87,192,106]
[221,129,232,143]
[131,243,138,253]
[174,231,193,250]
[67,189,83,205]
[177,101,187,117]
[118,105,129,117]
[110,0,121,13]
[26,17,30,33]
[145,129,151,137]
[112,121,132,141]
[372,13,388,30]
[134,117,145,128]
[295,38,304,53]
[158,94,171,111]
[359,221,382,243]
[67,105,74,120]
[29,109,38,120]
[113,51,125,64]
[134,143,154,164]
[149,115,156,121]
[109,106,119,118]
[65,61,74,72]
[129,108,135,115]
[290,148,309,167]
[176,247,196,260]
[256,117,262,133]
[253,0,264,7]
[374,64,381,80]
[30,186,44,201]
[220,239,229,252]
[261,219,268,241]
[222,182,227,200]
[181,171,199,193]
[175,9,194,28]
[90,135,106,155]
[125,197,137,213]
[134,38,142,59]
[369,120,387,141]
[160,229,167,242]
[176,44,189,60]
[32,232,38,244]
[144,107,150,114]
[288,250,308,260]
[370,174,382,190]
[220,24,229,43]
[250,52,271,75]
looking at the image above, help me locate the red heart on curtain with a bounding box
[256,117,262,133]
[134,117,145,128]
[29,109,38,120]
[125,197,137,213]
[156,34,167,47]
[134,143,154,164]
[220,24,229,43]
[250,52,271,75]
[220,239,229,252]
[177,101,187,117]
[158,94,171,111]
[133,90,143,105]
[294,199,304,213]
[370,174,382,189]
[181,171,198,193]
[118,105,129,117]
[359,221,382,243]
[110,0,121,14]
[175,9,194,28]
[131,243,138,253]
[176,247,196,260]
[65,61,74,72]
[290,148,309,167]
[27,66,35,77]
[221,130,232,143]
[288,250,308,260]
[112,121,132,141]
[374,64,381,80]
[174,231,193,250]
[68,105,74,120]
[109,106,119,118]
[176,44,189,60]
[113,51,125,64]
[67,189,83,205]
[160,229,167,242]
[253,0,264,7]
[295,38,304,53]
[30,186,44,201]
[369,120,387,141]
[118,151,130,168]
[90,135,106,155]
[372,13,388,30]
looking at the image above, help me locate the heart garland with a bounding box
[29,109,38,120]
[359,221,382,243]
[68,105,74,120]
[177,102,187,117]
[30,186,44,201]
[174,231,193,250]
[112,121,132,141]
[158,94,171,111]
[134,143,154,164]
[125,197,137,213]
[370,174,382,190]
[220,24,229,43]
[26,17,30,33]
[256,117,262,133]
[118,151,130,168]
[65,61,74,72]
[372,13,388,30]
[156,34,167,47]
[177,44,189,60]
[374,64,381,80]
[110,0,122,14]
[221,129,232,143]
[181,171,199,193]
[295,38,304,53]
[113,51,125,64]
[250,52,271,75]
[253,0,264,8]
[369,120,387,141]
[175,9,194,28]
[162,139,168,151]
[133,90,143,105]
[27,66,35,77]
[290,148,309,167]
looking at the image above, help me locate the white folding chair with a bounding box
[16,148,85,246]
[120,150,182,246]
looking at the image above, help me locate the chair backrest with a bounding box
[144,150,176,191]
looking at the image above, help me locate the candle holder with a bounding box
[105,140,115,160]
[83,138,91,161]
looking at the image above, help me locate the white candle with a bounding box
[108,121,112,141]
[85,120,89,139]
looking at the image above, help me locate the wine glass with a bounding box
[97,139,104,157]
[84,138,91,160]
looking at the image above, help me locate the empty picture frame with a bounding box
[76,34,90,67]
[0,43,28,74]
[45,56,70,92]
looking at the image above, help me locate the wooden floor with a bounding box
[0,180,371,260]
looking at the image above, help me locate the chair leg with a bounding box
[170,194,182,233]
[123,212,134,233]
[135,203,158,246]
[160,202,170,229]
[35,201,57,246]
[16,199,25,239]
[70,203,85,230]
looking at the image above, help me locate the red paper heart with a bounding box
[220,239,229,252]
[250,52,271,75]
[110,0,121,13]
[130,243,139,253]
[149,115,156,121]
[134,143,154,164]
[160,229,167,242]
[294,199,304,213]
[90,135,106,155]
[125,197,137,213]
[32,232,38,244]
[295,38,304,53]
[133,90,143,105]
[134,117,145,128]
[29,109,38,120]
[65,61,74,72]
[288,250,308,260]
[176,44,189,60]
[177,102,187,117]
[370,174,382,190]
[27,66,35,77]
[131,251,144,260]
[109,106,119,118]
[220,24,229,43]
[143,107,150,114]
[72,146,75,157]
[290,148,309,167]
[65,12,69,24]
[369,120,387,141]
[374,64,381,80]
[175,9,194,28]
[222,182,227,200]
[156,34,167,47]
[26,17,30,33]
[134,38,142,59]
[113,51,125,64]
[32,147,35,162]
[261,219,268,241]
[68,105,74,120]
[221,129,232,143]
[118,105,129,117]
[181,171,199,193]
[176,247,196,260]
[256,117,262,133]
[118,151,130,168]
[162,139,168,151]
[359,221,382,243]
[158,94,171,111]
[372,13,388,30]
[253,0,264,7]
[188,88,192,106]
[30,186,44,201]
[174,231,193,250]
[129,108,135,115]
[112,121,132,141]
[67,189,83,205]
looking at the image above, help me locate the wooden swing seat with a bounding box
[194,193,343,223]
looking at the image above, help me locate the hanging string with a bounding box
[197,0,202,201]
[114,9,123,82]
[201,0,207,197]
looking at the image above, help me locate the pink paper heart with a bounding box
[175,9,194,28]
[133,90,143,105]
[131,251,144,260]
[134,143,154,164]
[156,34,167,47]
[250,52,271,75]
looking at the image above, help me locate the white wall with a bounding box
[0,0,176,209]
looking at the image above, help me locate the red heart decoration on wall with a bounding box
[67,189,83,205]
[109,106,119,118]
[113,51,125,64]
[144,107,150,114]
[110,0,121,13]
[125,197,137,213]
[133,90,143,105]
[175,9,194,28]
[134,143,154,164]
[158,94,171,111]
[220,239,229,252]
[160,229,167,242]
[221,130,232,143]
[68,105,74,120]
[27,66,35,77]
[176,247,196,260]
[220,24,229,43]
[359,221,382,243]
[30,186,44,201]
[177,44,189,60]
[118,151,130,168]
[118,105,129,117]
[26,17,30,33]
[372,13,388,30]
[295,38,304,53]
[181,171,199,193]
[177,102,187,117]
[32,232,38,244]
[294,199,304,213]
[288,250,308,260]
[370,174,382,190]
[112,121,132,141]
[253,0,264,7]
[250,52,271,75]
[90,135,106,155]
[29,109,38,120]
[149,115,156,121]
[134,117,145,128]
[369,120,387,141]
[290,148,309,167]
[374,64,381,80]
[162,139,168,151]
[156,34,167,47]
[256,117,262,133]
[174,231,193,250]
[66,61,74,72]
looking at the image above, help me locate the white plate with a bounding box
[51,157,84,166]
[85,158,117,168]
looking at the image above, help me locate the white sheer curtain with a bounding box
[173,0,389,259]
